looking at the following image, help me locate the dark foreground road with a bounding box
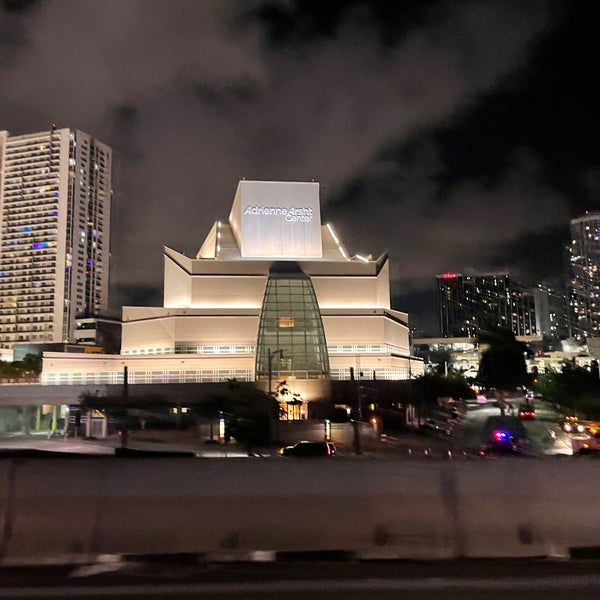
[1,558,600,599]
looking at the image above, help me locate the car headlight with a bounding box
[577,424,585,433]
[564,423,572,432]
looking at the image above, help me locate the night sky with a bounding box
[1,0,599,335]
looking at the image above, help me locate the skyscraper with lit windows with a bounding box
[570,212,600,341]
[0,127,112,348]
[436,272,537,338]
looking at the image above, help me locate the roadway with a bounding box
[455,398,575,456]
[0,396,588,459]
[1,558,600,599]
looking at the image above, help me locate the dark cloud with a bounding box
[0,0,41,66]
[1,0,594,336]
[1,0,41,14]
[328,141,569,294]
[245,0,442,49]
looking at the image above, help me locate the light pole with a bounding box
[267,348,284,394]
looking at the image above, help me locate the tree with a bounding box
[535,362,600,418]
[477,327,531,415]
[0,354,42,382]
[200,380,281,454]
[413,373,476,405]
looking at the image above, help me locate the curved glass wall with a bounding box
[256,268,329,381]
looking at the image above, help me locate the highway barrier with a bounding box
[0,456,599,564]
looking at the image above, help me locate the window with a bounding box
[256,269,329,380]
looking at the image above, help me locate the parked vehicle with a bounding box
[278,441,336,457]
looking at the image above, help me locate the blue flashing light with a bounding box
[0,272,5,277]
[32,241,49,250]
[21,226,32,232]
[52,210,58,216]
[53,192,59,197]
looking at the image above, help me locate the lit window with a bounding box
[278,317,294,328]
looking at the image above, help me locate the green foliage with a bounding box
[535,363,600,418]
[196,379,280,449]
[79,380,280,447]
[0,354,42,380]
[476,327,530,391]
[412,373,476,407]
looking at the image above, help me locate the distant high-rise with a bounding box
[0,127,112,348]
[533,280,570,344]
[436,272,537,338]
[570,213,600,340]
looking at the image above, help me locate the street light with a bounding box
[267,348,284,394]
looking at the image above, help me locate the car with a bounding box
[483,416,528,443]
[479,420,536,457]
[518,404,536,420]
[479,439,536,457]
[278,441,336,457]
[562,416,586,434]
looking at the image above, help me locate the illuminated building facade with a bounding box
[533,281,570,344]
[0,127,112,347]
[436,272,537,338]
[570,213,600,340]
[41,180,422,409]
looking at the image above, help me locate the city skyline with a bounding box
[1,1,599,334]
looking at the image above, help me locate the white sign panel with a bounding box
[229,180,323,258]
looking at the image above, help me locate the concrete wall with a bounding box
[0,457,598,564]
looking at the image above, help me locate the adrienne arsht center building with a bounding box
[42,180,423,417]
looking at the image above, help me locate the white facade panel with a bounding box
[121,318,177,353]
[312,276,380,308]
[189,276,266,308]
[163,257,192,307]
[228,180,322,259]
[172,315,259,345]
[41,351,256,384]
[324,313,410,355]
[323,315,386,344]
[383,316,410,353]
[376,260,391,309]
[121,314,261,353]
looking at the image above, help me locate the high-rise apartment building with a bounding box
[533,280,570,343]
[436,272,537,338]
[570,213,600,340]
[0,127,112,348]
